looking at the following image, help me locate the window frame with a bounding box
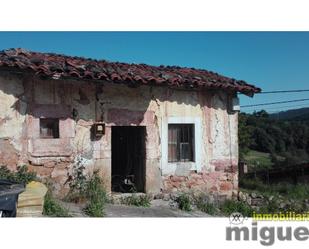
[39,118,60,139]
[161,117,202,175]
[168,123,195,163]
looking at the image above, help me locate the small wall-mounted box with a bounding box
[230,97,240,112]
[92,122,105,137]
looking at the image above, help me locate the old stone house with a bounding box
[0,48,260,198]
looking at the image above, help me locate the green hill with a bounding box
[239,110,309,168]
[270,107,309,121]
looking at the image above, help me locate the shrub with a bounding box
[196,200,216,215]
[15,165,38,184]
[258,198,280,214]
[0,166,11,179]
[66,156,88,202]
[241,177,309,202]
[84,199,105,217]
[121,194,151,207]
[84,171,107,217]
[43,191,71,217]
[220,199,254,217]
[197,202,216,215]
[0,165,37,184]
[193,194,217,215]
[66,157,107,217]
[281,184,309,200]
[176,194,192,211]
[239,177,268,193]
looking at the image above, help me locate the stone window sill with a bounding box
[28,138,72,157]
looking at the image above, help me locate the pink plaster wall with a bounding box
[0,75,239,199]
[107,108,155,126]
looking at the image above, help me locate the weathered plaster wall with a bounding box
[0,75,27,170]
[159,90,238,198]
[0,73,238,198]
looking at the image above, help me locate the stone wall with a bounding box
[0,73,239,198]
[163,161,238,199]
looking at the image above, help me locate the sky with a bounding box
[0,31,308,113]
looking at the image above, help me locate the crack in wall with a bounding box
[209,112,219,144]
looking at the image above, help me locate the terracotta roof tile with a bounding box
[0,48,261,95]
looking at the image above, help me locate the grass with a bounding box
[193,194,217,215]
[240,177,309,213]
[0,165,37,184]
[196,201,216,215]
[220,199,254,217]
[43,192,71,217]
[240,177,309,201]
[239,177,270,193]
[284,184,309,200]
[121,194,151,207]
[176,194,192,211]
[175,193,252,216]
[84,199,105,217]
[44,170,107,217]
[83,171,107,217]
[244,150,273,170]
[65,160,107,217]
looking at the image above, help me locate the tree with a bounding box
[238,113,253,160]
[238,110,309,169]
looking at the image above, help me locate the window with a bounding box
[39,118,59,138]
[168,124,194,162]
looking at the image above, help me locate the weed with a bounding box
[258,198,280,214]
[220,199,254,217]
[84,170,107,217]
[65,156,107,216]
[43,191,71,217]
[0,165,37,184]
[196,201,216,215]
[65,156,88,202]
[193,194,217,215]
[15,165,38,184]
[197,202,216,215]
[0,166,11,179]
[176,194,192,211]
[241,177,309,202]
[239,177,269,193]
[241,177,309,212]
[282,184,309,200]
[84,199,104,217]
[121,194,151,207]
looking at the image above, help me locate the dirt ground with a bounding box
[60,199,211,218]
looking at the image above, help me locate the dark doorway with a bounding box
[111,126,146,193]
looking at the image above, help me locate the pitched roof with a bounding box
[0,48,260,96]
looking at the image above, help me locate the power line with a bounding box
[256,89,309,94]
[241,98,309,108]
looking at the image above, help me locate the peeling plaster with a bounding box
[0,74,239,198]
